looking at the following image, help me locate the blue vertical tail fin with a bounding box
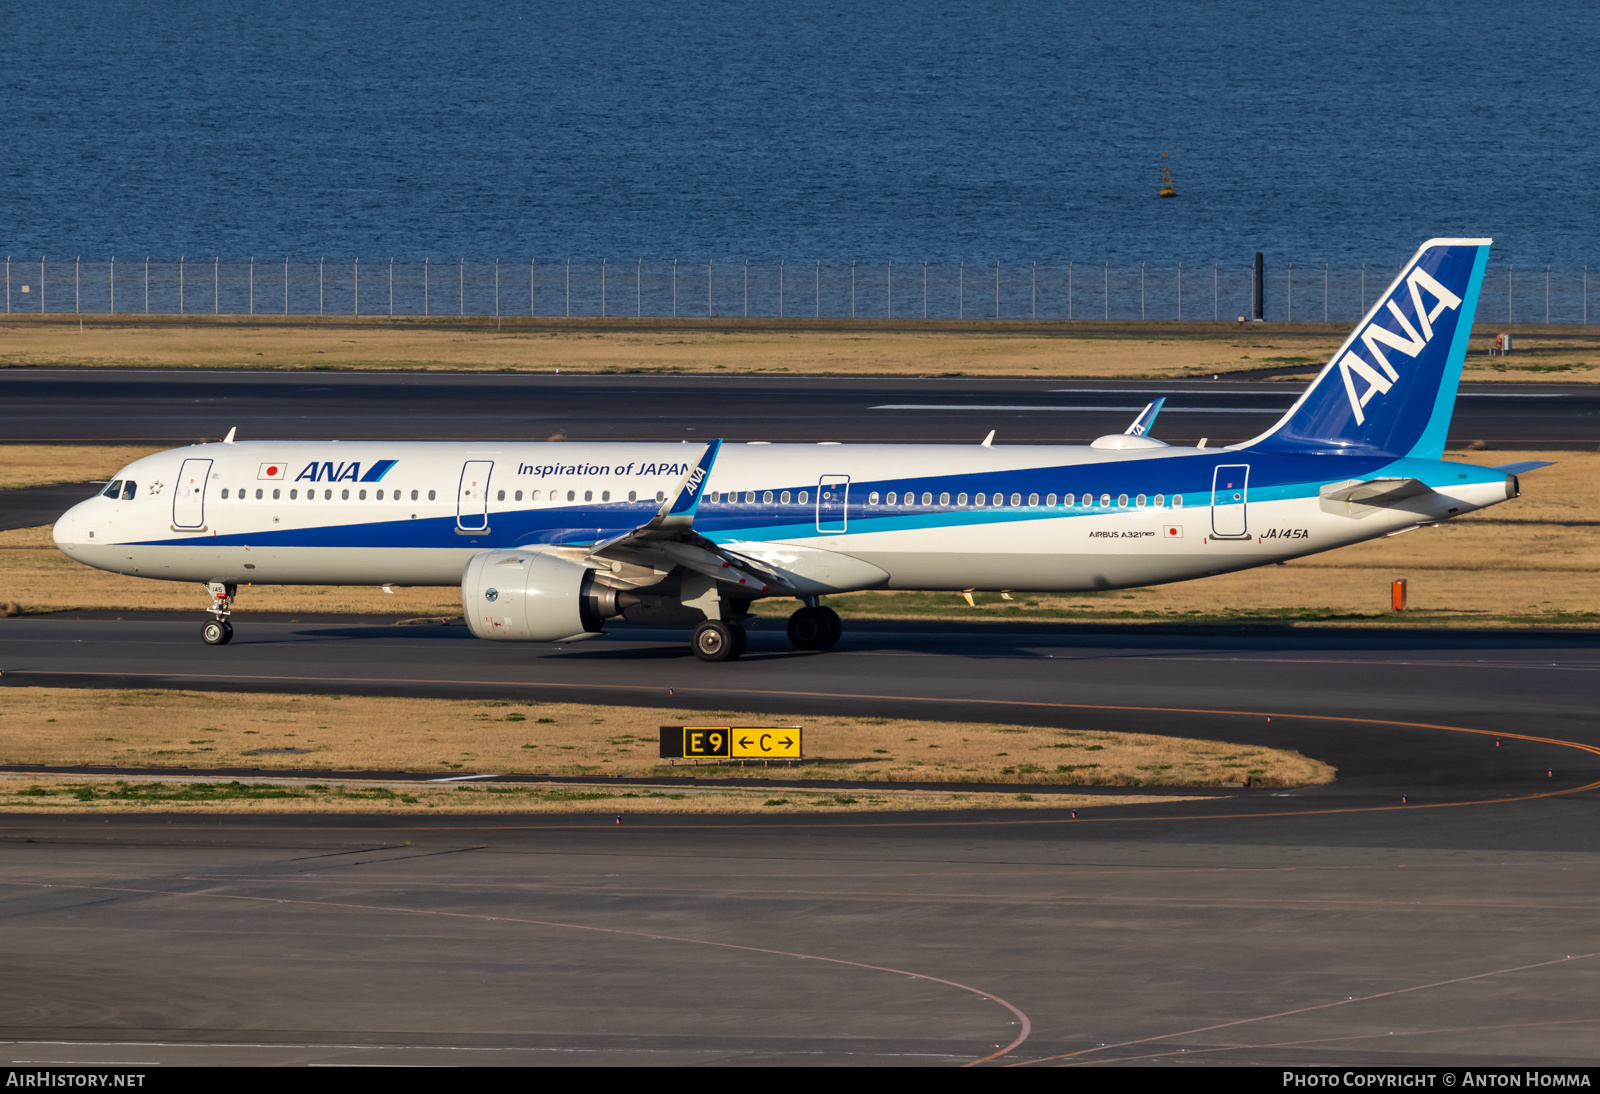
[1244,238,1491,459]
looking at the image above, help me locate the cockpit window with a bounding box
[121,481,137,500]
[102,480,122,498]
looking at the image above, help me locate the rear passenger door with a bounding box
[816,475,850,533]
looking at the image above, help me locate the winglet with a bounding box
[1124,398,1165,436]
[980,430,995,447]
[223,427,237,444]
[650,439,721,529]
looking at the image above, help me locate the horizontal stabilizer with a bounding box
[1492,460,1555,476]
[1319,477,1432,506]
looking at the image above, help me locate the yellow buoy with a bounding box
[1159,152,1177,198]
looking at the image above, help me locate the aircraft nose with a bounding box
[53,500,91,556]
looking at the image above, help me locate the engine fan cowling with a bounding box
[462,550,629,642]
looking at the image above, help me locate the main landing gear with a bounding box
[691,619,748,663]
[201,581,236,645]
[786,604,841,651]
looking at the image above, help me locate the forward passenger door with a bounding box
[457,461,493,532]
[172,458,212,530]
[816,475,850,533]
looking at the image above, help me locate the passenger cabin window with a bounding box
[797,491,808,504]
[656,491,666,502]
[763,491,773,504]
[626,491,635,502]
[781,491,791,504]
[602,490,610,502]
[272,488,280,500]
[411,490,419,501]
[359,489,367,500]
[1136,494,1146,507]
[745,491,755,504]
[1154,494,1165,507]
[1010,493,1021,506]
[427,490,436,501]
[1046,493,1057,507]
[290,489,298,500]
[1100,493,1111,507]
[221,488,230,499]
[255,488,263,500]
[886,492,897,505]
[497,489,505,501]
[1028,493,1039,506]
[1174,495,1184,507]
[939,492,950,506]
[584,489,593,502]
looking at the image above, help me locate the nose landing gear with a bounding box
[201,581,236,645]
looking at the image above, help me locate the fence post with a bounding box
[109,256,114,314]
[602,258,607,317]
[1287,262,1292,322]
[1324,263,1328,322]
[850,260,856,318]
[1032,262,1036,320]
[887,261,892,319]
[1546,266,1550,324]
[354,257,360,316]
[425,257,430,316]
[75,255,80,314]
[565,258,570,317]
[390,258,394,316]
[1068,261,1073,321]
[1360,264,1365,315]
[248,257,253,315]
[4,255,8,313]
[1177,261,1182,321]
[708,259,713,317]
[923,261,927,319]
[959,261,964,319]
[148,257,152,314]
[995,260,1000,319]
[1140,262,1145,321]
[179,255,184,314]
[284,256,289,316]
[1103,262,1108,321]
[1508,266,1513,323]
[530,257,535,318]
[779,260,784,318]
[1213,262,1218,320]
[636,258,641,318]
[39,255,44,313]
[673,259,678,317]
[319,257,324,316]
[743,259,748,318]
[213,256,218,314]
[494,258,499,319]
[1585,265,1589,326]
[459,257,464,317]
[815,260,819,318]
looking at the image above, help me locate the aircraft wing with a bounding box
[588,439,794,593]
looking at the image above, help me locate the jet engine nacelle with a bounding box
[462,550,633,642]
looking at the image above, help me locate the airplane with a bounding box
[53,238,1548,662]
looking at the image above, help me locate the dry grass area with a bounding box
[1,316,1591,381]
[5,449,1597,626]
[0,445,164,490]
[0,688,1328,792]
[0,774,1196,815]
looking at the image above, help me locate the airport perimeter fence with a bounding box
[1,256,1593,325]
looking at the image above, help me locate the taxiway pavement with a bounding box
[1,617,1598,1065]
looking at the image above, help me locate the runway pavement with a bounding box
[2,615,1598,1066]
[1,368,1595,447]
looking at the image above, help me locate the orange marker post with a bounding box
[1391,579,1407,612]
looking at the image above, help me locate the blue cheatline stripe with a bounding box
[1408,245,1490,461]
[359,459,398,483]
[126,450,1511,551]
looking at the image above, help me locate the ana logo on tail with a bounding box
[1337,266,1463,425]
